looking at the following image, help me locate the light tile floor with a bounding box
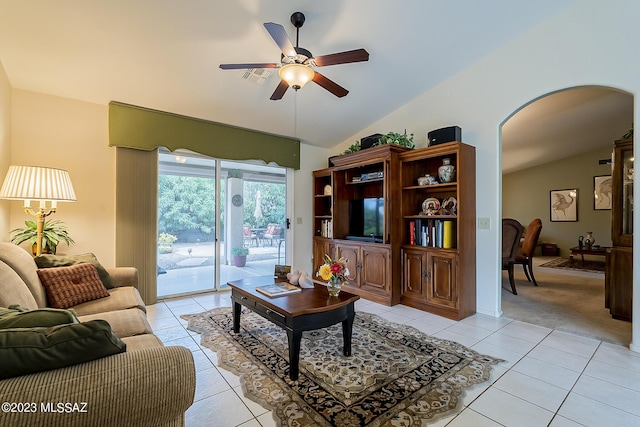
[148,293,640,427]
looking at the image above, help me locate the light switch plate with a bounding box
[478,217,491,229]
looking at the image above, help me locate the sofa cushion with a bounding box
[37,263,110,309]
[0,319,126,379]
[0,260,39,310]
[79,308,153,338]
[71,286,146,316]
[34,253,114,289]
[0,243,46,308]
[0,306,78,329]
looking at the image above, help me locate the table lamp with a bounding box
[0,165,76,256]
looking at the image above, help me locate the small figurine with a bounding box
[578,235,584,249]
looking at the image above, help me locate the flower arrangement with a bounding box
[317,255,350,284]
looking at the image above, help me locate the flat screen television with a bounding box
[347,197,384,242]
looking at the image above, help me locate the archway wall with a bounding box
[336,0,640,340]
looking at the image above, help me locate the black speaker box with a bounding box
[360,133,383,149]
[428,126,462,146]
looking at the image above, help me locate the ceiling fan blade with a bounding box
[263,22,296,57]
[313,48,369,67]
[270,80,289,100]
[312,72,349,98]
[219,63,279,70]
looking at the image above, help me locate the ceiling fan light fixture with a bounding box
[278,64,315,89]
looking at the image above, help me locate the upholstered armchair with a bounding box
[502,218,525,295]
[514,218,543,287]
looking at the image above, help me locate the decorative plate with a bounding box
[421,197,441,215]
[441,196,457,215]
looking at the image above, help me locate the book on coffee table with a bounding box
[256,282,301,298]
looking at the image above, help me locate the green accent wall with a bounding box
[108,101,300,169]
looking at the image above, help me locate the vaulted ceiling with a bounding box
[0,0,632,172]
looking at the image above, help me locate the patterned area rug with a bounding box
[183,308,503,426]
[540,257,606,273]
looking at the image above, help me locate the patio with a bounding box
[157,242,284,297]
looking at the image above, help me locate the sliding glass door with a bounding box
[157,149,288,298]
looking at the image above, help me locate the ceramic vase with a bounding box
[438,158,456,183]
[584,232,595,248]
[327,278,344,297]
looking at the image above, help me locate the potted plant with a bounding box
[10,219,75,255]
[232,246,249,267]
[158,232,178,253]
[377,131,415,149]
[342,141,361,154]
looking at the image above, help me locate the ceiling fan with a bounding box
[219,12,369,100]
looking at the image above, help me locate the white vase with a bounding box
[438,158,456,183]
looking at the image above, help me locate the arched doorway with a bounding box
[499,85,633,345]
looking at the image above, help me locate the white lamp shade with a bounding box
[0,165,76,202]
[278,64,315,89]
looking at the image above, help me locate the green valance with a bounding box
[108,101,300,170]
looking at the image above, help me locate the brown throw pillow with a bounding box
[34,253,114,289]
[37,263,110,309]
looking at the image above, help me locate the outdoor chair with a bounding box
[262,224,282,247]
[514,218,543,287]
[243,225,258,247]
[502,218,525,295]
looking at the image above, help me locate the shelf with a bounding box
[315,215,332,219]
[401,244,457,252]
[404,215,457,219]
[346,177,384,185]
[314,194,332,198]
[403,183,457,191]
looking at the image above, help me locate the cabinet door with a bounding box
[426,251,458,309]
[612,140,633,247]
[335,242,361,288]
[312,238,335,275]
[608,246,632,321]
[361,245,391,296]
[402,248,428,300]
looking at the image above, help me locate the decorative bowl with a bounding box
[417,174,438,186]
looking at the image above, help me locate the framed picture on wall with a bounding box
[550,189,578,222]
[593,175,612,210]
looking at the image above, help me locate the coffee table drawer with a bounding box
[236,294,256,308]
[255,302,288,327]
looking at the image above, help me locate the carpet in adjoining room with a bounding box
[183,308,503,427]
[502,258,630,346]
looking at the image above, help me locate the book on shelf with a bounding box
[443,220,455,248]
[255,282,302,297]
[320,219,333,238]
[408,218,455,249]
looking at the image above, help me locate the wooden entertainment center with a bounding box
[312,142,476,320]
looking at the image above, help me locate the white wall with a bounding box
[333,0,640,349]
[0,61,11,239]
[9,90,115,265]
[292,143,331,272]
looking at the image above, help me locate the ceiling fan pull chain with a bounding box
[293,91,298,137]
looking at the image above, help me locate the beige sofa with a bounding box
[0,242,195,427]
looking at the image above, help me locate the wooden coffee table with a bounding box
[227,276,360,381]
[569,246,610,263]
